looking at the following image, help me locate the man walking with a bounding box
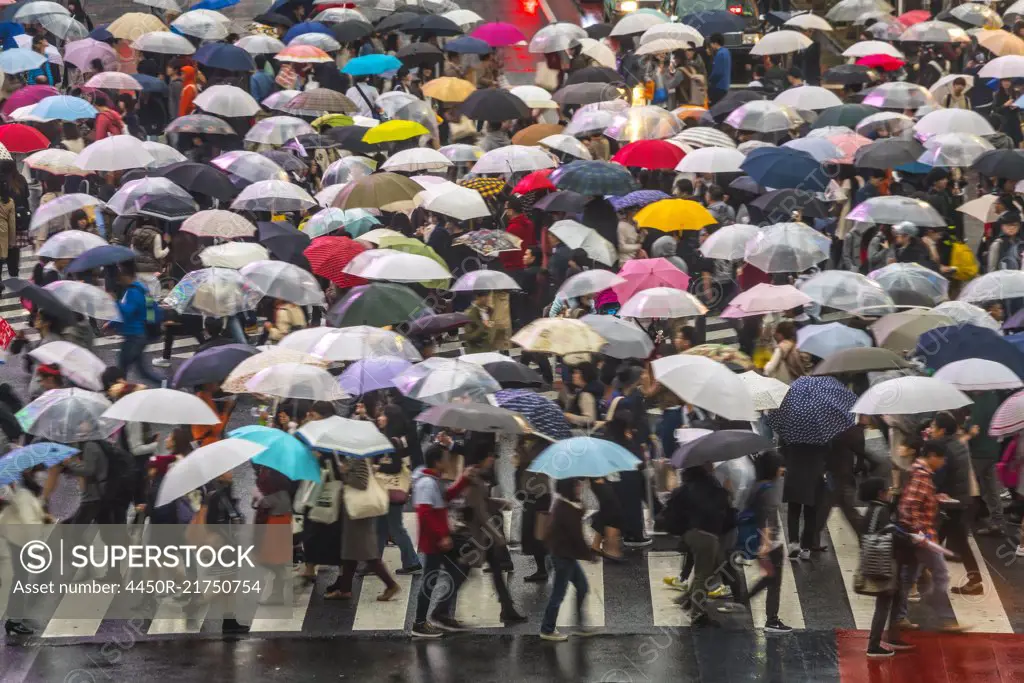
[707,34,731,106]
[107,262,164,385]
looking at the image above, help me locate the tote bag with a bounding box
[344,464,389,520]
[854,506,896,596]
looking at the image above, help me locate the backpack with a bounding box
[130,282,164,340]
[734,482,772,559]
[96,440,138,503]
[997,435,1022,490]
[948,241,979,282]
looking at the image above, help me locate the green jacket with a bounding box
[968,391,1002,460]
[463,304,495,353]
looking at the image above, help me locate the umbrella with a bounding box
[899,19,970,42]
[605,105,683,142]
[0,443,81,486]
[1,86,59,116]
[738,372,791,411]
[919,133,994,167]
[327,282,429,327]
[229,425,320,482]
[473,145,556,174]
[751,188,831,220]
[559,270,627,299]
[65,245,135,274]
[165,114,236,137]
[855,112,915,138]
[552,160,638,196]
[304,235,368,287]
[652,355,757,421]
[284,88,357,116]
[254,220,311,266]
[193,84,260,118]
[154,439,267,507]
[401,14,462,36]
[152,161,237,201]
[671,430,774,469]
[614,258,691,302]
[380,148,451,173]
[240,260,325,306]
[846,196,945,228]
[29,96,96,122]
[142,141,187,168]
[450,270,520,292]
[42,281,119,322]
[725,101,803,133]
[774,85,843,111]
[932,301,1001,331]
[417,403,528,434]
[341,53,403,76]
[0,48,46,73]
[675,147,746,173]
[30,193,101,233]
[63,38,118,70]
[420,76,475,103]
[764,376,856,444]
[797,322,873,358]
[960,271,1024,302]
[194,43,256,72]
[171,9,231,40]
[276,44,334,64]
[17,388,120,444]
[180,210,255,240]
[620,287,707,319]
[164,267,262,317]
[171,344,258,389]
[106,12,167,39]
[333,173,423,211]
[579,314,654,359]
[743,222,831,273]
[338,356,414,394]
[972,149,1024,180]
[914,108,994,138]
[723,283,812,317]
[699,223,759,260]
[534,190,588,213]
[482,361,544,389]
[868,262,949,305]
[861,82,935,110]
[457,88,532,122]
[230,179,316,213]
[611,140,685,170]
[103,388,220,425]
[406,312,469,338]
[471,21,526,46]
[321,156,375,185]
[852,376,971,415]
[916,324,1024,378]
[977,29,1024,56]
[751,29,812,55]
[199,242,269,270]
[492,388,571,440]
[741,147,828,192]
[3,279,73,324]
[245,363,348,401]
[304,208,377,238]
[811,347,913,376]
[131,31,195,54]
[394,357,501,405]
[565,65,625,87]
[679,10,746,34]
[548,220,617,266]
[38,230,106,259]
[236,34,287,54]
[0,123,49,153]
[529,22,587,53]
[811,103,880,130]
[281,326,420,362]
[935,358,1022,392]
[511,318,606,355]
[28,341,104,391]
[245,116,316,145]
[527,437,639,479]
[212,150,289,184]
[296,416,393,456]
[76,135,153,171]
[824,64,880,85]
[343,248,450,283]
[451,227,525,255]
[872,310,954,352]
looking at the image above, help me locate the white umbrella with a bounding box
[635,38,690,56]
[356,228,404,245]
[652,355,757,421]
[959,270,1024,302]
[230,179,316,213]
[245,363,348,401]
[180,209,256,239]
[738,371,791,411]
[673,127,737,149]
[131,31,195,54]
[279,326,421,362]
[540,134,592,160]
[620,287,708,319]
[438,143,484,163]
[38,230,106,259]
[979,55,1024,78]
[957,194,1000,223]
[213,150,288,183]
[529,22,587,53]
[511,318,607,354]
[155,439,267,507]
[39,14,87,40]
[726,101,804,132]
[932,300,1001,330]
[419,185,490,220]
[640,23,704,46]
[314,184,345,207]
[394,357,502,405]
[610,11,667,37]
[699,223,758,260]
[510,85,558,109]
[842,40,905,59]
[915,108,995,137]
[107,177,194,215]
[847,195,947,227]
[297,416,394,455]
[236,34,287,55]
[862,82,936,109]
[142,141,187,168]
[289,33,342,51]
[240,260,327,306]
[76,135,154,171]
[559,270,627,299]
[750,30,812,55]
[28,341,105,391]
[199,242,269,269]
[918,132,994,167]
[314,7,369,23]
[451,270,522,292]
[899,20,971,43]
[103,388,221,424]
[380,148,453,173]
[578,37,616,69]
[442,8,483,27]
[171,9,231,39]
[244,116,316,145]
[13,1,68,21]
[851,376,972,415]
[472,145,557,174]
[935,359,1023,391]
[676,146,745,173]
[855,111,915,137]
[743,222,831,273]
[548,220,617,266]
[774,85,843,110]
[30,194,103,233]
[43,281,120,322]
[785,13,833,31]
[343,249,452,282]
[194,85,260,118]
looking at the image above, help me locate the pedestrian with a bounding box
[743,451,792,634]
[0,156,29,280]
[374,405,421,575]
[0,464,53,635]
[781,438,825,560]
[253,465,294,605]
[706,34,731,105]
[106,261,165,385]
[516,436,551,583]
[967,390,1008,537]
[763,321,806,385]
[463,291,496,353]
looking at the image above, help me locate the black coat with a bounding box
[781,442,826,506]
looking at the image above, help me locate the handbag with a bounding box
[376,455,412,505]
[344,462,389,520]
[854,506,896,596]
[309,465,343,525]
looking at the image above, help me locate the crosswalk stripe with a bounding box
[826,508,877,631]
[949,537,1013,633]
[455,562,504,628]
[248,583,315,633]
[352,547,413,631]
[647,551,689,627]
[147,597,207,635]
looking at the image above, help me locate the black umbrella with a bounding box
[751,189,830,220]
[415,403,528,434]
[376,11,419,33]
[853,138,925,170]
[709,90,765,120]
[406,312,470,337]
[171,343,259,388]
[254,11,294,28]
[130,195,198,222]
[397,41,444,66]
[458,88,531,122]
[325,125,377,154]
[728,175,766,196]
[533,190,588,213]
[153,161,237,201]
[585,23,612,39]
[327,282,429,327]
[332,19,374,42]
[401,15,463,36]
[257,220,311,266]
[552,82,624,106]
[972,149,1024,180]
[483,361,544,389]
[670,430,774,469]
[3,279,75,325]
[564,66,623,86]
[66,245,136,273]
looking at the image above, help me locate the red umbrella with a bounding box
[897,9,930,25]
[0,85,59,116]
[303,236,368,288]
[0,124,50,154]
[513,169,555,194]
[611,140,686,170]
[855,55,906,72]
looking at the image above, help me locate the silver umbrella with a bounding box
[394,358,502,405]
[18,388,121,444]
[164,267,263,317]
[240,260,327,307]
[744,222,831,273]
[846,195,946,227]
[797,270,896,315]
[861,82,936,110]
[529,23,587,53]
[580,314,655,359]
[918,132,995,167]
[826,0,893,22]
[725,101,803,133]
[868,262,950,305]
[899,20,971,43]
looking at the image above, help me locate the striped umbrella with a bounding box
[674,127,737,149]
[991,390,1024,437]
[493,389,572,441]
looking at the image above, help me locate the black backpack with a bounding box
[96,440,138,503]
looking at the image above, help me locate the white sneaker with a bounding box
[797,549,811,561]
[152,358,171,368]
[1016,546,1024,557]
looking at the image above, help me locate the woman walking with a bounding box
[744,452,792,634]
[253,465,293,605]
[516,436,551,583]
[375,405,421,575]
[539,478,598,641]
[0,465,53,635]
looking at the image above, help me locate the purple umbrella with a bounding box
[63,38,118,71]
[339,356,413,395]
[471,22,527,47]
[0,85,58,115]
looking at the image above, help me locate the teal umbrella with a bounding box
[527,436,641,479]
[304,208,379,239]
[228,425,320,481]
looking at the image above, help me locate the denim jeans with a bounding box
[227,316,248,345]
[376,503,419,569]
[414,551,467,626]
[119,334,164,385]
[541,556,588,634]
[896,545,956,624]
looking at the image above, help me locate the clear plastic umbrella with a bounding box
[155,440,266,507]
[725,101,803,133]
[131,31,196,55]
[164,267,263,317]
[38,230,106,259]
[180,209,256,239]
[230,179,316,213]
[171,9,231,39]
[918,132,994,167]
[640,22,704,46]
[43,281,120,321]
[200,242,270,269]
[28,341,105,391]
[394,357,502,405]
[245,363,348,401]
[107,177,194,215]
[39,14,88,40]
[315,184,346,207]
[419,185,490,221]
[510,85,558,109]
[289,32,342,51]
[381,148,453,173]
[774,85,843,110]
[76,135,154,171]
[797,270,896,314]
[698,223,759,260]
[860,82,935,110]
[933,300,1001,330]
[915,108,996,137]
[899,20,971,43]
[855,111,914,137]
[17,388,120,444]
[619,286,708,318]
[846,195,947,227]
[564,107,619,136]
[548,220,617,266]
[25,149,84,176]
[279,326,421,362]
[194,84,261,118]
[342,249,452,282]
[12,1,69,22]
[558,270,627,298]
[212,150,288,183]
[376,91,439,141]
[868,262,949,305]
[743,222,831,273]
[604,105,683,142]
[244,116,317,145]
[472,145,557,174]
[750,29,813,55]
[142,141,188,168]
[240,260,327,306]
[304,208,379,238]
[236,34,286,54]
[29,194,103,234]
[322,156,375,185]
[103,388,220,424]
[528,22,587,53]
[221,348,329,394]
[539,134,592,160]
[960,270,1024,302]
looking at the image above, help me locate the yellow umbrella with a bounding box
[362,120,430,144]
[977,29,1024,56]
[421,77,476,103]
[634,199,716,232]
[311,113,355,129]
[107,12,168,39]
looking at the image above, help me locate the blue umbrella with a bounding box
[88,24,112,41]
[1007,332,1024,354]
[339,356,413,394]
[679,10,746,35]
[66,245,136,274]
[765,376,857,445]
[194,42,257,72]
[192,0,241,9]
[551,160,639,196]
[916,324,1024,379]
[342,53,403,76]
[607,189,669,211]
[0,21,25,50]
[0,443,79,486]
[31,96,97,122]
[493,389,572,441]
[443,35,492,54]
[527,436,640,479]
[134,74,169,94]
[797,322,872,359]
[172,344,259,388]
[228,425,320,482]
[740,147,830,192]
[282,21,333,43]
[0,47,45,73]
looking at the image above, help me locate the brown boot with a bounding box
[603,527,622,559]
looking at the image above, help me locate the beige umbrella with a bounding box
[332,172,423,212]
[107,12,167,39]
[222,348,329,394]
[957,194,1000,223]
[871,310,954,352]
[511,318,606,355]
[180,209,257,239]
[977,29,1024,56]
[200,242,270,269]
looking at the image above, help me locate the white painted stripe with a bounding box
[248,580,315,633]
[351,546,413,631]
[647,551,689,627]
[146,596,208,635]
[555,558,604,628]
[826,508,876,630]
[454,563,504,628]
[41,585,119,638]
[743,520,805,629]
[948,537,1013,633]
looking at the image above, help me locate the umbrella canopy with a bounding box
[38,230,106,259]
[103,388,220,425]
[30,193,102,233]
[327,282,430,327]
[935,359,1023,391]
[164,267,262,317]
[193,84,260,117]
[724,283,812,317]
[559,270,627,299]
[764,376,856,444]
[846,195,945,226]
[751,29,812,55]
[394,357,501,405]
[868,262,949,305]
[342,248,451,283]
[614,257,691,302]
[511,318,606,355]
[916,324,1024,378]
[165,113,236,136]
[17,388,120,443]
[676,147,746,173]
[671,430,774,469]
[548,220,617,266]
[551,160,639,196]
[451,270,521,292]
[43,281,119,322]
[960,270,1024,302]
[914,108,995,138]
[230,179,316,213]
[852,376,971,415]
[605,105,683,142]
[872,310,954,352]
[458,88,531,121]
[76,135,154,171]
[744,222,831,273]
[0,443,81,486]
[338,356,414,394]
[652,355,757,421]
[774,85,843,110]
[171,344,258,388]
[473,145,556,174]
[417,403,528,434]
[797,270,895,314]
[634,199,716,232]
[699,224,759,261]
[132,31,195,54]
[229,425,319,482]
[492,389,571,440]
[528,437,640,479]
[281,326,420,362]
[918,132,994,167]
[580,314,654,359]
[333,173,423,211]
[861,82,935,109]
[240,260,325,306]
[529,22,587,53]
[180,210,255,239]
[155,439,267,507]
[406,312,470,338]
[304,235,368,287]
[245,116,316,145]
[472,21,527,46]
[65,245,135,274]
[899,19,970,42]
[933,301,1001,331]
[797,322,873,358]
[741,147,828,192]
[245,363,348,401]
[28,341,104,391]
[296,416,393,456]
[725,100,803,133]
[620,287,707,319]
[811,347,913,375]
[738,372,791,411]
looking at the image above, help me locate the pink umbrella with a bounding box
[1,85,58,116]
[719,283,811,318]
[614,258,691,303]
[63,38,118,71]
[471,22,527,47]
[827,132,872,164]
[84,72,142,91]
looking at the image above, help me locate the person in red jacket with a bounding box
[94,97,125,140]
[409,443,472,638]
[500,197,537,271]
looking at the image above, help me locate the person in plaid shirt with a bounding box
[895,442,967,633]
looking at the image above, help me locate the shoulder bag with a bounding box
[343,460,389,520]
[854,505,897,596]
